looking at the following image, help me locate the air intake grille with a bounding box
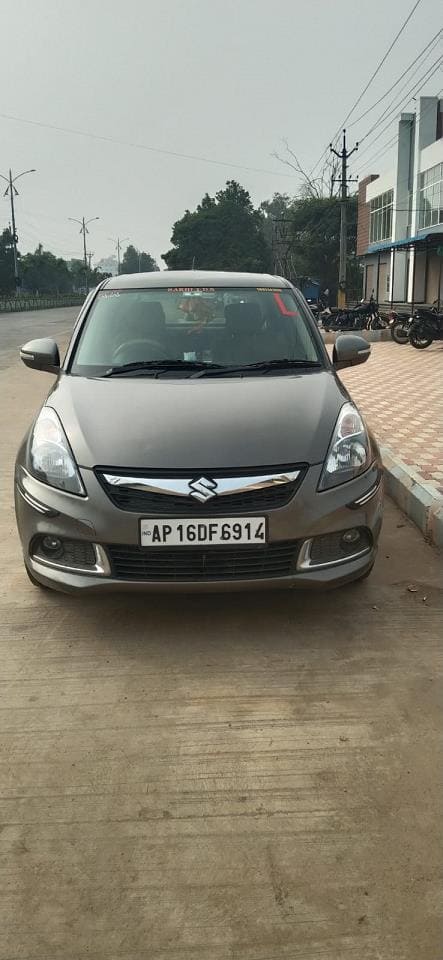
[107,541,299,582]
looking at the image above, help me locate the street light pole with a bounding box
[0,167,36,294]
[82,218,88,273]
[69,216,99,294]
[109,237,129,275]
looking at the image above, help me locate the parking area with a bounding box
[0,309,442,960]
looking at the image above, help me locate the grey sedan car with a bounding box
[15,271,382,593]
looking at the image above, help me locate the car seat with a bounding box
[215,302,265,364]
[126,300,167,343]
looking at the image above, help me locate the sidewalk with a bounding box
[340,341,443,543]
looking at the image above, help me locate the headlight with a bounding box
[319,402,372,491]
[29,406,85,495]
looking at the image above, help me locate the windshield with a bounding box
[69,285,323,376]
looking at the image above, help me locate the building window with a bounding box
[419,162,443,229]
[370,190,393,243]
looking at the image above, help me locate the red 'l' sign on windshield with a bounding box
[273,292,298,316]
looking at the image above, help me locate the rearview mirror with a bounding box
[20,338,60,374]
[333,334,370,371]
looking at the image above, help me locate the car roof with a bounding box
[103,270,291,290]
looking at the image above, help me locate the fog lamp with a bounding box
[41,535,63,558]
[341,529,361,546]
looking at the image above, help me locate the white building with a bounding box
[357,96,443,306]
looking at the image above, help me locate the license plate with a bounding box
[140,517,267,547]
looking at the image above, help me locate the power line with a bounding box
[348,29,442,128]
[353,57,442,170]
[353,65,442,171]
[0,111,299,182]
[358,53,442,145]
[274,200,346,247]
[355,88,443,191]
[332,0,423,141]
[353,65,442,174]
[18,217,79,251]
[310,0,424,177]
[352,133,399,173]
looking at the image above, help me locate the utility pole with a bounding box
[0,168,36,294]
[271,219,295,280]
[69,216,99,294]
[330,130,358,308]
[109,237,128,275]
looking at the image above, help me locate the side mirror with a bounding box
[333,334,371,371]
[20,338,60,374]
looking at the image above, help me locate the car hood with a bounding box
[48,371,348,470]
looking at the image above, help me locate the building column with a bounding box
[390,249,395,307]
[407,247,415,304]
[376,252,381,303]
[411,249,416,312]
[438,254,443,310]
[423,246,429,304]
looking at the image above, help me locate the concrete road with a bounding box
[0,306,79,371]
[0,310,442,960]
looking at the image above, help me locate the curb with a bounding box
[380,445,443,548]
[321,329,391,344]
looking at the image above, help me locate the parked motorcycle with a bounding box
[409,302,443,349]
[388,310,412,344]
[366,308,388,331]
[306,292,329,324]
[322,297,380,332]
[306,298,319,320]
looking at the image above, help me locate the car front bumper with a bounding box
[15,461,383,594]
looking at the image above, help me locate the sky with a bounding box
[1,0,441,268]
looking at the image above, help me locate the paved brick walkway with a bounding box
[340,341,443,495]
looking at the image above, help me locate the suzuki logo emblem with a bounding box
[188,476,218,502]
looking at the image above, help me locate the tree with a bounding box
[0,237,111,297]
[68,259,88,292]
[121,245,158,274]
[21,245,72,294]
[0,228,15,294]
[68,258,110,291]
[272,139,340,199]
[259,193,297,276]
[260,193,295,245]
[163,180,272,272]
[259,192,361,302]
[138,251,158,272]
[289,195,360,301]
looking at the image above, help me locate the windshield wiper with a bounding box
[102,360,224,378]
[191,359,322,378]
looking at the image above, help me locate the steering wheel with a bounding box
[112,338,169,365]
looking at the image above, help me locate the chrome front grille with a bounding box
[96,466,305,516]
